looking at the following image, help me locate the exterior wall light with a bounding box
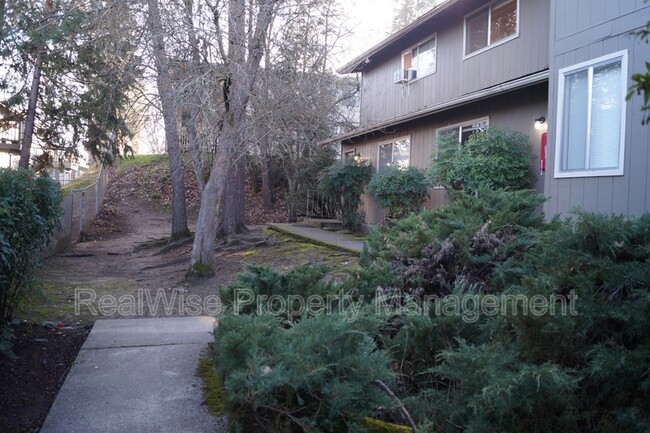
[534,116,546,130]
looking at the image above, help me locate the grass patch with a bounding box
[196,357,226,416]
[267,224,361,256]
[18,278,134,324]
[116,154,166,173]
[359,417,413,433]
[61,166,100,193]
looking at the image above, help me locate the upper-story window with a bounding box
[402,35,437,79]
[554,50,628,178]
[464,0,518,57]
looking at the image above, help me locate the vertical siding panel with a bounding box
[554,0,565,40]
[564,0,579,37]
[596,178,614,214]
[617,34,643,215]
[536,0,548,68]
[611,175,629,215]
[582,179,598,211]
[589,0,606,27]
[575,45,590,64]
[603,1,620,20]
[556,179,573,214]
[633,125,650,214]
[569,178,586,211]
[576,0,591,32]
[627,35,649,214]
[619,0,636,15]
[520,7,531,77]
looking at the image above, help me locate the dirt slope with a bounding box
[1,158,357,432]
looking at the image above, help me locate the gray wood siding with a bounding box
[345,84,548,224]
[359,0,550,126]
[544,0,650,218]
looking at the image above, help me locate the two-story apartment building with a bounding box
[334,0,650,223]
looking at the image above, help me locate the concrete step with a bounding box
[303,218,343,231]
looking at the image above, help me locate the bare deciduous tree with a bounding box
[189,0,277,272]
[146,0,190,239]
[248,0,356,221]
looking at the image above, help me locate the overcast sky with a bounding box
[338,0,395,67]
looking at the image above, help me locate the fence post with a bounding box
[95,166,101,214]
[79,190,85,238]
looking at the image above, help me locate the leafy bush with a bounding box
[0,169,62,356]
[318,158,371,231]
[430,127,535,193]
[367,166,429,220]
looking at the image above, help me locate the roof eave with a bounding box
[337,0,461,74]
[320,69,550,145]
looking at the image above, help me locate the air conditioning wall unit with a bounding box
[393,68,418,84]
[394,69,407,83]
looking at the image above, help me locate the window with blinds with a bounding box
[555,51,628,178]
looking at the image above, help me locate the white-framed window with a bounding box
[554,50,628,178]
[402,35,437,79]
[436,117,489,146]
[432,118,489,188]
[464,0,518,58]
[377,137,410,171]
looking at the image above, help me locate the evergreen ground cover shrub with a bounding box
[0,169,62,356]
[214,190,650,432]
[367,166,429,220]
[362,188,546,263]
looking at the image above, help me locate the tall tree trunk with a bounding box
[260,133,273,209]
[190,0,276,273]
[147,0,189,239]
[19,52,42,169]
[287,179,298,223]
[186,103,205,191]
[182,0,205,191]
[217,150,247,237]
[190,118,242,271]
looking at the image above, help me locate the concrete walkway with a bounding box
[268,223,364,254]
[40,227,363,432]
[41,317,226,433]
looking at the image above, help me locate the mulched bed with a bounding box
[0,323,90,433]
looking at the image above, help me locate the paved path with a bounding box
[41,317,226,433]
[268,223,364,254]
[40,226,362,432]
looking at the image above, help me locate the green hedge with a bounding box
[1,169,62,355]
[368,166,429,220]
[318,158,371,231]
[430,127,535,193]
